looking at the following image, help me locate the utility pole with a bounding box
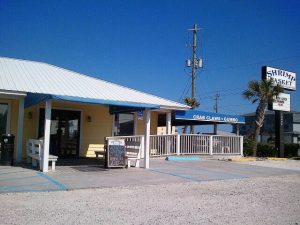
[191,24,197,101]
[213,93,220,135]
[186,24,202,134]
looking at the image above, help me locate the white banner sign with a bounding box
[263,66,296,91]
[271,93,291,112]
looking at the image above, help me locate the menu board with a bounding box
[107,139,126,168]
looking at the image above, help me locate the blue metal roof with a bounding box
[25,93,160,110]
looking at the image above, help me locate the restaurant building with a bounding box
[0,57,244,172]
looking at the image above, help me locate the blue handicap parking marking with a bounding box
[149,168,204,182]
[0,182,57,193]
[36,172,67,190]
[168,161,249,179]
[149,161,249,182]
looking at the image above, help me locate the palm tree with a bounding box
[243,79,283,156]
[183,97,199,133]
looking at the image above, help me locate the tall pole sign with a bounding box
[262,66,296,157]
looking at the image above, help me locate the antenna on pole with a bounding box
[185,24,203,134]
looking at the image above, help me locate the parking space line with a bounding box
[0,175,38,182]
[166,161,249,179]
[36,172,67,190]
[148,168,203,182]
[0,188,63,193]
[0,170,35,175]
[0,182,53,192]
[148,168,247,183]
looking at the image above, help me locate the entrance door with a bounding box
[39,109,81,157]
[0,103,9,137]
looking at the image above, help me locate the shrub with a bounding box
[284,144,300,157]
[257,143,277,157]
[243,138,255,156]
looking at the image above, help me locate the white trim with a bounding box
[166,112,172,135]
[0,90,27,99]
[43,100,52,172]
[144,110,151,169]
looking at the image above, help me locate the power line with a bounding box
[202,55,300,73]
[178,76,192,102]
[198,90,244,101]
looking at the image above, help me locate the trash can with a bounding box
[0,134,15,166]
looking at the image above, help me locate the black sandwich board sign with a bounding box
[107,139,126,168]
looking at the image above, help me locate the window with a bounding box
[0,103,9,136]
[114,113,134,136]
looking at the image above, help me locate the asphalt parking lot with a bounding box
[1,158,299,193]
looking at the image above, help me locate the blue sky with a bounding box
[0,0,299,131]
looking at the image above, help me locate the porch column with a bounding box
[166,112,171,134]
[240,136,244,156]
[144,110,151,169]
[42,100,52,172]
[134,112,138,135]
[16,98,24,162]
[236,124,240,136]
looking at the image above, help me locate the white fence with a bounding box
[211,135,242,154]
[150,134,242,156]
[150,134,177,156]
[106,134,243,157]
[180,134,211,155]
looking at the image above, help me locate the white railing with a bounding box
[150,134,177,156]
[106,135,145,158]
[106,134,243,158]
[149,134,243,157]
[212,135,242,154]
[180,134,211,155]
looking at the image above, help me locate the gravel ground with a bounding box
[236,159,300,171]
[0,174,299,225]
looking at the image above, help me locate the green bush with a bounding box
[284,144,300,157]
[243,139,299,157]
[257,143,277,157]
[243,138,255,156]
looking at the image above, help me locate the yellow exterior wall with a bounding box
[136,111,158,135]
[1,98,160,159]
[150,112,158,135]
[22,104,39,158]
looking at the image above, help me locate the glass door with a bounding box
[39,109,81,157]
[0,103,8,137]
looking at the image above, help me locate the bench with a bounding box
[26,139,58,171]
[88,144,106,159]
[125,141,141,168]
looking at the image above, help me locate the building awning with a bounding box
[174,110,245,125]
[24,93,160,110]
